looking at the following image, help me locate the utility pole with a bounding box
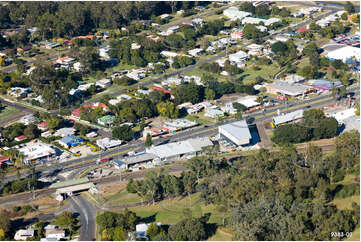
[119,169,122,182]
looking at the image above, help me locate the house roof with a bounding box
[59,135,83,145]
[16,135,26,140]
[150,86,172,95]
[38,121,48,127]
[0,155,10,163]
[273,109,304,125]
[296,27,308,33]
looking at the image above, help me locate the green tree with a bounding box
[146,223,162,240]
[24,124,40,139]
[344,1,355,13]
[113,226,126,241]
[145,133,152,147]
[156,101,179,119]
[112,125,135,141]
[205,88,215,100]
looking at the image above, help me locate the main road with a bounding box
[2,85,358,184]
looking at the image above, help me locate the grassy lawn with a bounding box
[184,68,227,82]
[114,193,227,226]
[0,106,21,121]
[331,195,360,210]
[185,113,214,125]
[239,63,280,84]
[208,229,233,241]
[347,227,360,241]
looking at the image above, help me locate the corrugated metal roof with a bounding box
[146,137,213,159]
[273,109,304,126]
[50,177,89,188]
[219,120,251,141]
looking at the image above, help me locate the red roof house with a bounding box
[37,121,48,130]
[71,108,87,118]
[15,135,27,142]
[150,86,174,98]
[296,27,309,33]
[0,156,10,166]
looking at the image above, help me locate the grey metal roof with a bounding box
[267,81,311,96]
[219,120,251,141]
[273,109,304,126]
[146,137,213,159]
[122,152,158,165]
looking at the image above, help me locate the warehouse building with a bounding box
[58,135,83,148]
[272,109,304,127]
[326,46,360,63]
[146,137,213,161]
[218,120,252,146]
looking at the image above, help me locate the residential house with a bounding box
[54,127,76,137]
[19,114,36,125]
[96,78,112,88]
[14,229,34,241]
[188,48,204,57]
[97,115,116,127]
[229,50,249,67]
[45,228,65,240]
[204,107,224,118]
[231,31,243,39]
[246,43,264,56]
[136,223,162,240]
[37,121,48,131]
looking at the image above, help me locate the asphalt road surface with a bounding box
[3,84,358,185]
[0,97,35,126]
[69,195,96,241]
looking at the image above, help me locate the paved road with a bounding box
[0,97,35,126]
[2,85,358,184]
[69,195,96,241]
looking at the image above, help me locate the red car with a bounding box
[277,95,288,101]
[97,157,111,163]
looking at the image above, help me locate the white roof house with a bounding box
[146,137,213,160]
[136,223,162,240]
[223,7,252,21]
[229,50,249,64]
[160,51,179,58]
[219,120,252,146]
[19,114,36,125]
[45,228,65,240]
[256,25,268,32]
[264,18,281,26]
[96,78,112,88]
[241,17,264,25]
[161,77,183,87]
[54,128,76,137]
[188,48,204,57]
[326,46,360,63]
[99,46,110,59]
[14,229,35,241]
[273,109,304,126]
[283,74,305,84]
[205,107,224,118]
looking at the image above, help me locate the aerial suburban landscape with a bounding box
[0,0,360,241]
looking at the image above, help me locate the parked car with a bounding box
[96,157,111,164]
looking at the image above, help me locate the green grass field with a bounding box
[239,63,280,84]
[0,106,21,121]
[111,193,231,240]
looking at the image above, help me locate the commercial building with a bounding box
[58,135,83,148]
[223,7,252,21]
[45,227,65,240]
[96,137,123,150]
[120,152,159,169]
[18,141,56,163]
[161,119,198,133]
[219,120,252,146]
[266,81,313,97]
[272,109,304,127]
[307,79,342,92]
[326,46,360,63]
[146,137,213,161]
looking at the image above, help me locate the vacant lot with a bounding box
[0,106,21,121]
